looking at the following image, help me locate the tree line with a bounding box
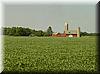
[80,32,100,36]
[3,26,99,36]
[3,26,53,36]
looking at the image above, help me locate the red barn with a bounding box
[52,22,80,37]
[52,33,66,37]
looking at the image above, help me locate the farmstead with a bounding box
[52,22,80,37]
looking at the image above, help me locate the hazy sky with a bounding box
[4,3,96,33]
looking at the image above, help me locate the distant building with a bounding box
[52,22,80,37]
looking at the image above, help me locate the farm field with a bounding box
[3,36,98,72]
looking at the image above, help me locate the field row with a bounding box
[4,36,97,72]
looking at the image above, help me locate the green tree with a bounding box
[22,28,32,36]
[3,26,54,37]
[8,28,14,36]
[34,30,43,36]
[80,32,88,36]
[47,26,53,36]
[3,27,10,35]
[14,27,23,36]
[43,32,48,36]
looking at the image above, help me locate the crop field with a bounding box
[3,36,98,72]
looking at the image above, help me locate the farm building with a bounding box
[52,22,80,37]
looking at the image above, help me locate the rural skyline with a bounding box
[4,3,96,33]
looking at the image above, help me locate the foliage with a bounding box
[29,34,36,37]
[3,27,47,37]
[80,32,99,36]
[3,27,99,37]
[34,30,44,36]
[3,27,32,36]
[47,26,53,36]
[4,36,97,72]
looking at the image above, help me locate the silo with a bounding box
[77,27,80,37]
[64,22,68,33]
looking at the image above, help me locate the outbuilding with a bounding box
[52,22,80,37]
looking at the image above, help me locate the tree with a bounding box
[3,26,54,37]
[22,28,32,36]
[47,26,53,36]
[14,27,23,36]
[80,32,88,36]
[8,27,14,36]
[43,32,48,36]
[3,27,10,35]
[34,30,43,36]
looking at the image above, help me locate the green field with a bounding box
[3,36,98,72]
